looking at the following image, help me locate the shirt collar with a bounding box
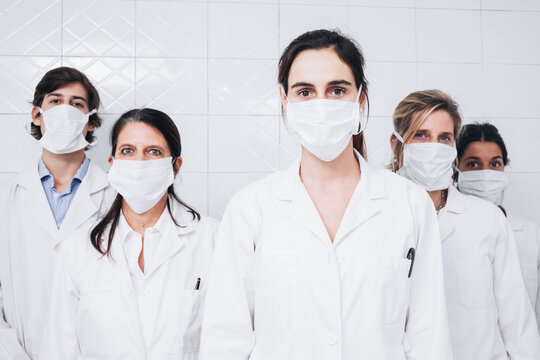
[117,205,173,245]
[38,156,90,183]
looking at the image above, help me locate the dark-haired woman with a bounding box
[456,122,540,330]
[40,109,217,359]
[199,29,451,360]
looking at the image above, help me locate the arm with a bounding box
[495,219,540,358]
[39,249,81,360]
[405,190,452,360]
[199,190,259,360]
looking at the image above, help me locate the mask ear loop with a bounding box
[392,129,404,143]
[353,85,365,136]
[280,84,293,133]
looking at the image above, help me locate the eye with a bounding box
[490,161,502,168]
[466,161,480,168]
[50,99,60,104]
[298,89,311,97]
[72,101,84,108]
[148,149,161,156]
[330,88,345,96]
[120,148,133,155]
[414,132,426,138]
[439,135,450,142]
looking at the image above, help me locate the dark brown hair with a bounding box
[456,122,509,166]
[90,108,200,256]
[278,29,370,157]
[31,67,102,144]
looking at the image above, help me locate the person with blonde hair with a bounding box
[390,89,540,359]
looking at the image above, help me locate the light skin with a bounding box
[108,121,182,272]
[458,141,504,172]
[31,82,95,194]
[279,47,366,242]
[390,109,456,210]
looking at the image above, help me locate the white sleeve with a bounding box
[495,219,540,358]
[404,190,452,360]
[199,190,259,360]
[0,285,30,360]
[39,248,81,360]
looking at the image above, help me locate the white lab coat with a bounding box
[506,211,540,331]
[0,161,113,360]
[438,186,540,359]
[199,154,452,360]
[39,200,217,360]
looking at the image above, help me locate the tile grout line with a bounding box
[206,0,210,215]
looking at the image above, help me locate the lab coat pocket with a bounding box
[169,289,203,356]
[454,259,494,309]
[362,259,410,329]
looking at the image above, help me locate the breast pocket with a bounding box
[454,259,494,309]
[361,259,411,329]
[169,288,204,356]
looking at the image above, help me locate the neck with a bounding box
[428,189,448,211]
[42,149,86,185]
[299,142,360,183]
[122,194,168,236]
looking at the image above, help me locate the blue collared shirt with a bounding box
[38,156,90,227]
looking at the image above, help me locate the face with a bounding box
[31,82,95,134]
[108,121,182,173]
[409,110,455,146]
[458,141,504,172]
[281,48,363,106]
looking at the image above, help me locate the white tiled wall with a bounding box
[1,0,539,224]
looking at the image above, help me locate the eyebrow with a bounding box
[290,79,354,89]
[463,156,481,161]
[118,143,166,151]
[46,93,88,104]
[491,156,503,160]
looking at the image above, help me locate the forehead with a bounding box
[118,121,168,146]
[463,141,503,158]
[288,48,355,86]
[418,110,455,134]
[46,82,88,99]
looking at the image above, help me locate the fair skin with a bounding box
[31,82,95,194]
[108,121,182,272]
[458,141,505,172]
[280,47,365,242]
[390,110,456,210]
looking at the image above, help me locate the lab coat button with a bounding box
[327,334,338,346]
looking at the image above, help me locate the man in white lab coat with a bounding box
[0,67,114,359]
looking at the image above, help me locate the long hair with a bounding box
[90,108,200,255]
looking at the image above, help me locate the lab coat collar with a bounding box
[438,185,465,242]
[275,151,386,247]
[506,212,525,232]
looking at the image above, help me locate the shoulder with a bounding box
[59,227,103,272]
[224,171,284,211]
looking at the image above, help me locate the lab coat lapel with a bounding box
[108,236,139,318]
[59,163,108,241]
[333,156,384,245]
[438,186,465,242]
[15,165,59,240]
[276,159,333,247]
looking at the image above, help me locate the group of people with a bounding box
[0,29,538,360]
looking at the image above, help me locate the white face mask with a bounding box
[457,169,508,206]
[394,131,457,191]
[37,104,97,154]
[108,157,175,214]
[283,86,365,162]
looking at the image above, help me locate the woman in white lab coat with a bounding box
[0,67,113,360]
[390,90,540,359]
[455,122,540,330]
[40,108,217,359]
[199,29,451,360]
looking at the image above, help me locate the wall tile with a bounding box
[483,11,540,65]
[416,0,481,9]
[364,116,394,169]
[0,56,61,113]
[209,3,278,59]
[482,0,540,11]
[209,59,279,115]
[349,7,415,62]
[348,0,414,7]
[0,115,42,173]
[416,9,481,63]
[174,115,208,173]
[86,114,116,171]
[63,0,135,57]
[175,172,208,217]
[136,58,207,115]
[483,64,540,118]
[209,172,269,219]
[366,61,417,117]
[281,0,346,6]
[505,172,540,226]
[136,1,207,58]
[279,117,300,170]
[0,0,61,55]
[279,5,348,53]
[209,115,279,172]
[63,57,135,114]
[417,63,482,118]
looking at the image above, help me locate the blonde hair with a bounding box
[391,89,462,172]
